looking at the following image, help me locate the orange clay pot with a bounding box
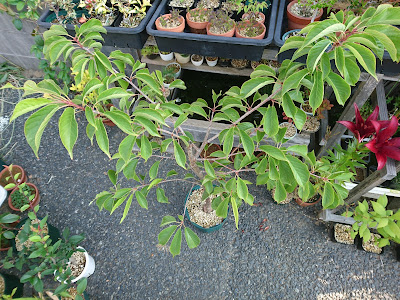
[235,21,266,39]
[287,0,323,30]
[155,14,185,32]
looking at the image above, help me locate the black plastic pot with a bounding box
[37,0,161,49]
[147,0,278,60]
[356,234,385,255]
[0,273,24,297]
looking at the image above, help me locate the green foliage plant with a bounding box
[187,6,209,23]
[0,213,20,249]
[239,0,269,21]
[1,205,88,299]
[4,4,400,256]
[10,183,35,209]
[141,45,159,56]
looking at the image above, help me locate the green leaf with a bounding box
[108,170,117,185]
[184,227,200,249]
[120,193,133,223]
[320,53,331,79]
[77,278,87,295]
[170,229,182,257]
[282,94,297,119]
[12,18,23,30]
[282,69,309,95]
[376,195,388,208]
[135,190,148,209]
[135,116,160,137]
[58,107,78,159]
[240,77,274,99]
[307,39,331,71]
[25,105,60,158]
[293,109,307,130]
[149,161,160,180]
[158,225,177,245]
[173,140,186,169]
[286,155,309,187]
[223,127,234,156]
[94,50,113,72]
[345,42,377,79]
[238,129,254,157]
[103,111,133,135]
[343,57,360,86]
[371,201,386,216]
[135,108,166,125]
[309,71,324,113]
[0,214,19,223]
[216,198,229,218]
[204,160,215,178]
[10,98,54,122]
[259,145,286,161]
[160,216,176,226]
[322,182,335,209]
[274,180,287,203]
[118,135,135,162]
[263,105,279,137]
[94,119,110,158]
[140,135,152,161]
[335,47,345,77]
[231,196,239,229]
[136,72,162,95]
[156,188,169,203]
[302,19,345,47]
[237,177,249,200]
[325,71,351,105]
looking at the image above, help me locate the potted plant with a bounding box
[206,9,235,37]
[240,0,270,24]
[230,58,248,69]
[141,45,160,60]
[205,56,218,66]
[0,165,27,192]
[279,122,297,140]
[155,8,186,32]
[235,19,266,39]
[286,0,323,30]
[7,5,400,256]
[165,62,182,77]
[162,68,178,89]
[169,0,194,9]
[174,53,191,64]
[160,51,174,61]
[196,0,220,9]
[8,183,40,212]
[191,54,204,66]
[2,206,93,299]
[331,223,356,244]
[186,6,209,33]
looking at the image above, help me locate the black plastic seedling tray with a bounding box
[38,0,160,49]
[146,0,278,60]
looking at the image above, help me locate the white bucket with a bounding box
[0,185,6,207]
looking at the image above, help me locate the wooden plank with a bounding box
[318,210,356,225]
[142,56,254,76]
[330,160,400,213]
[165,118,310,147]
[343,182,400,199]
[317,75,382,158]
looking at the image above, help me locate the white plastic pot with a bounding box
[160,52,174,61]
[72,247,95,283]
[279,122,297,140]
[300,101,314,116]
[191,55,204,66]
[165,62,182,78]
[206,57,218,67]
[174,53,190,64]
[0,185,7,207]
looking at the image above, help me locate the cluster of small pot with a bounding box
[155,8,267,39]
[160,52,219,67]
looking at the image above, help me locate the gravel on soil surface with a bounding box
[1,85,400,299]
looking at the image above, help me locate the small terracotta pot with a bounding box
[295,195,321,207]
[8,183,40,212]
[242,12,265,24]
[186,9,208,30]
[206,22,235,37]
[155,14,185,32]
[235,21,266,39]
[286,0,323,30]
[0,165,27,192]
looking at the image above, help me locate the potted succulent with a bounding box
[286,0,323,30]
[141,45,160,60]
[206,9,235,37]
[205,56,218,66]
[186,6,209,33]
[196,0,220,9]
[191,54,204,66]
[155,8,186,32]
[0,165,27,192]
[7,5,400,257]
[174,53,191,64]
[159,51,174,61]
[8,183,40,212]
[235,19,266,39]
[2,206,93,299]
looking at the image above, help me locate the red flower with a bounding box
[366,116,400,170]
[337,104,390,142]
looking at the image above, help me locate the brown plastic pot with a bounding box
[235,21,266,39]
[206,22,235,37]
[155,14,185,32]
[0,165,27,192]
[295,194,321,207]
[8,183,40,212]
[186,9,208,32]
[286,0,323,30]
